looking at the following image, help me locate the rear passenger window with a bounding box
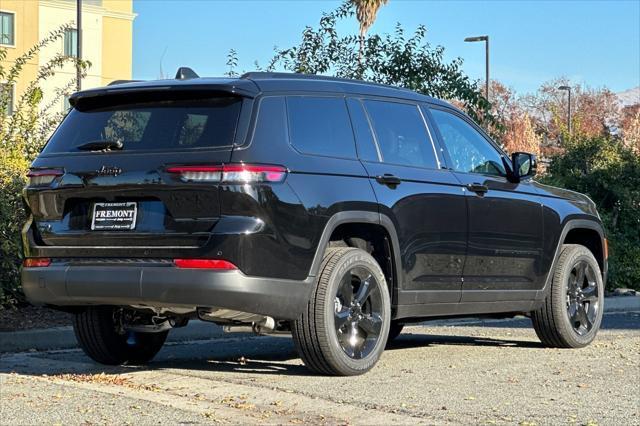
[286,97,356,159]
[363,100,437,169]
[346,98,379,162]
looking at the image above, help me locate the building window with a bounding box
[0,11,15,46]
[1,83,14,116]
[64,28,78,57]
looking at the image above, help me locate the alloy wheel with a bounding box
[566,260,600,336]
[333,266,384,359]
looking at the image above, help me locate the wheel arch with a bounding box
[308,211,403,305]
[536,218,607,302]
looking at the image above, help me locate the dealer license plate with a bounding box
[91,202,137,230]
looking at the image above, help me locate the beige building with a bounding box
[1,0,136,114]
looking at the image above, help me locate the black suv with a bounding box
[22,71,607,375]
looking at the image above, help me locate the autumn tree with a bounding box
[487,81,540,155]
[522,78,620,142]
[620,104,640,154]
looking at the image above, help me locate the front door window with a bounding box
[429,108,506,177]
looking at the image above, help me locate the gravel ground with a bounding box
[1,312,638,425]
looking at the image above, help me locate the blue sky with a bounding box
[133,0,640,95]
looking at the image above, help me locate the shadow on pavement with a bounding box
[386,333,543,350]
[1,312,636,378]
[443,311,640,331]
[1,330,544,378]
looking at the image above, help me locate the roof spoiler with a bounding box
[108,79,143,86]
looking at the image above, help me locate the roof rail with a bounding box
[175,67,199,80]
[107,79,142,86]
[241,72,349,82]
[240,72,413,93]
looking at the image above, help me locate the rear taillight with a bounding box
[173,259,238,270]
[27,169,64,186]
[23,258,52,268]
[166,164,287,183]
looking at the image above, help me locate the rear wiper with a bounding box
[75,139,124,151]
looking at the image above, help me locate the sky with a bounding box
[132,0,640,95]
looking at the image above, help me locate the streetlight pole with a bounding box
[76,0,82,91]
[464,35,489,100]
[558,85,572,137]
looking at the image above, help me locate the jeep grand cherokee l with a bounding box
[22,70,607,376]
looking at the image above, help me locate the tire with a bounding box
[73,306,168,365]
[292,247,391,376]
[387,321,404,344]
[532,244,604,348]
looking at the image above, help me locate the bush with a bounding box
[542,136,640,290]
[0,26,89,307]
[0,147,30,304]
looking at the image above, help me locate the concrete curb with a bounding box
[0,321,227,354]
[1,296,638,354]
[604,295,640,312]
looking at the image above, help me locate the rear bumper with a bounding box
[22,264,313,320]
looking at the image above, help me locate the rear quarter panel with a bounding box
[229,95,379,280]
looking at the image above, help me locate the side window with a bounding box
[346,98,379,162]
[252,96,288,149]
[430,108,506,177]
[286,96,356,159]
[363,100,437,169]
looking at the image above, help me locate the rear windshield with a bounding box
[42,97,242,154]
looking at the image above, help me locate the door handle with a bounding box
[375,174,402,187]
[467,183,489,194]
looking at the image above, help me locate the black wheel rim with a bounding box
[566,260,600,336]
[333,266,384,359]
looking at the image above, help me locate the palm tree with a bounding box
[352,0,388,37]
[351,0,389,64]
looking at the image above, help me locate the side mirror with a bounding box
[511,152,537,181]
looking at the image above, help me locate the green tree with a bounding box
[0,25,90,306]
[264,2,494,128]
[542,136,640,290]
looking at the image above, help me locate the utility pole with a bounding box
[558,85,572,136]
[76,0,82,91]
[464,35,489,100]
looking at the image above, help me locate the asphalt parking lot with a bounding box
[1,312,639,425]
